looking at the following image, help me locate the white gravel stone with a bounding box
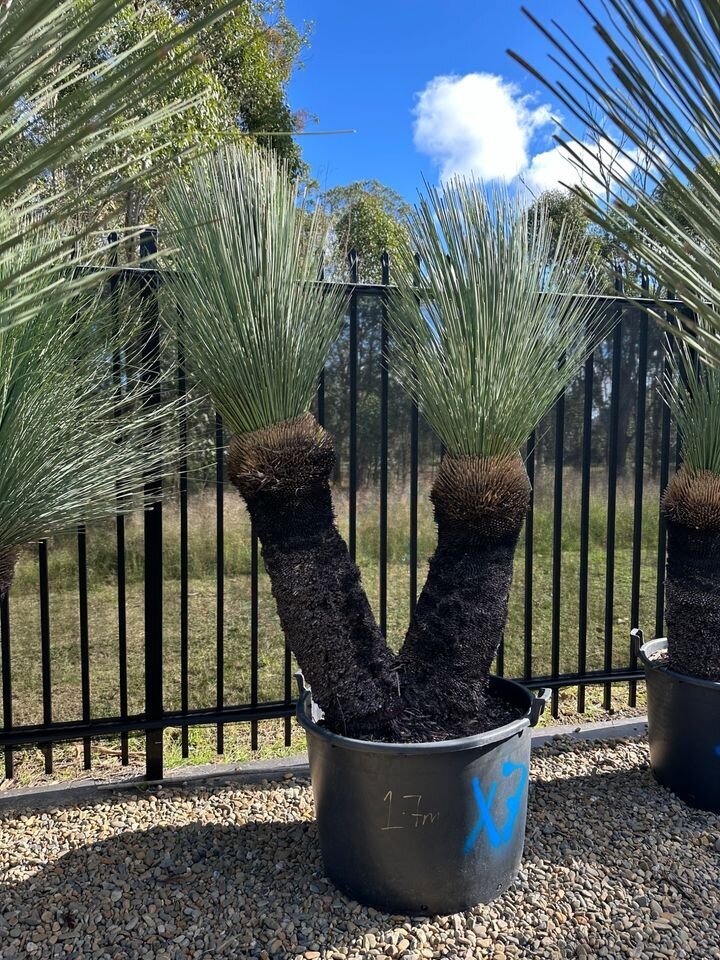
[0,736,718,959]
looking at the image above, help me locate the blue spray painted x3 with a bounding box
[463,761,528,854]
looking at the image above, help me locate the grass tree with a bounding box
[662,343,720,680]
[0,225,182,598]
[388,182,608,732]
[160,145,401,739]
[510,0,720,364]
[513,0,720,681]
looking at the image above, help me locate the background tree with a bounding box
[321,180,411,283]
[314,181,431,488]
[1,0,249,321]
[2,0,309,247]
[528,188,604,266]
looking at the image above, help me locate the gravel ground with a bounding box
[0,735,718,960]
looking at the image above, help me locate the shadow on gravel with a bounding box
[1,753,718,959]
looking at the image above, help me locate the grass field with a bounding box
[1,465,660,785]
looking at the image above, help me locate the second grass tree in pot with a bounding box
[518,0,720,814]
[637,341,720,811]
[662,349,720,681]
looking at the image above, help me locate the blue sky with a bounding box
[284,1,611,202]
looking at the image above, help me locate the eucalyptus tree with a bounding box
[512,0,720,682]
[316,180,414,485]
[388,182,608,730]
[4,0,309,238]
[160,145,402,739]
[1,0,244,326]
[321,180,411,283]
[0,225,182,599]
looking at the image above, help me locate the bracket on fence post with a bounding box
[140,229,164,781]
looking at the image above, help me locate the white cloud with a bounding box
[525,138,639,195]
[523,142,580,193]
[413,73,552,183]
[413,73,639,196]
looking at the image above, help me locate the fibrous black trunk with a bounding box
[398,456,530,733]
[228,415,400,739]
[663,468,720,681]
[665,522,720,680]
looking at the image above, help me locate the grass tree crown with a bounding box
[662,339,720,531]
[0,228,185,591]
[160,145,398,738]
[512,0,720,367]
[658,332,720,681]
[160,144,348,437]
[388,180,607,463]
[390,183,614,717]
[665,340,720,478]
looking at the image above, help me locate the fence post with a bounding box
[109,232,130,765]
[348,249,359,562]
[379,251,390,636]
[603,272,625,711]
[549,353,566,715]
[409,254,420,618]
[140,228,164,780]
[1,593,12,779]
[629,274,649,707]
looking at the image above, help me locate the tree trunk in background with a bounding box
[227,414,401,739]
[663,469,720,681]
[398,456,531,732]
[616,320,639,477]
[0,548,18,600]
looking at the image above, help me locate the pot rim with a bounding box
[639,635,720,690]
[296,675,543,755]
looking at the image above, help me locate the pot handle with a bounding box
[530,688,552,727]
[295,671,325,722]
[530,687,552,727]
[631,627,644,656]
[295,670,308,698]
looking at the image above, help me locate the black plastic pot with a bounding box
[636,630,720,813]
[296,675,549,915]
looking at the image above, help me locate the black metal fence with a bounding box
[0,238,683,780]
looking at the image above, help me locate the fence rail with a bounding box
[0,237,682,780]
